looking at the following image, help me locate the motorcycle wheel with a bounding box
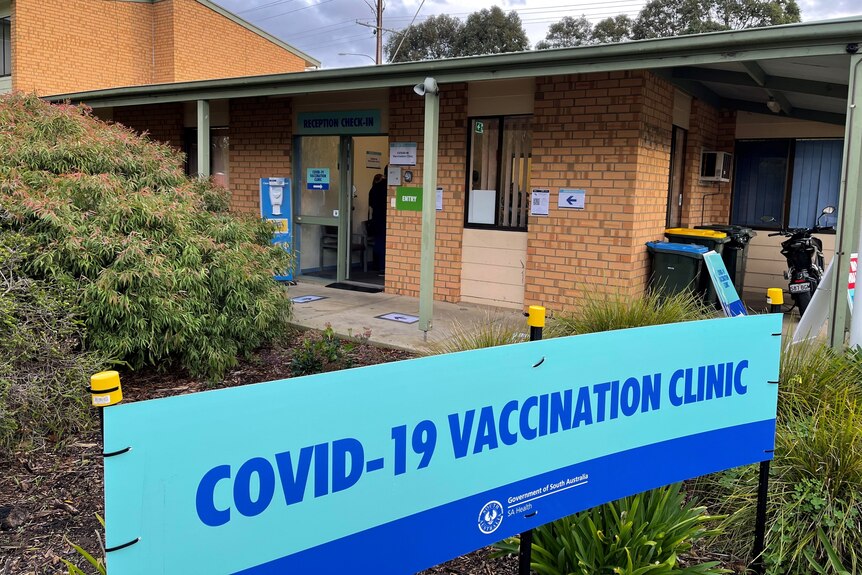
[794,289,813,316]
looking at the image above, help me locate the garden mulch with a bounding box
[0,329,521,575]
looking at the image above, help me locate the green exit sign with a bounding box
[475,121,484,134]
[396,186,423,211]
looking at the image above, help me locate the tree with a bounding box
[631,0,800,39]
[710,0,801,29]
[535,15,593,50]
[632,0,715,39]
[457,6,530,56]
[385,14,463,63]
[592,15,634,44]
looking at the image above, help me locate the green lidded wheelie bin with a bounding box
[646,242,709,298]
[695,224,757,296]
[663,228,730,305]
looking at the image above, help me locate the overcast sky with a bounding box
[212,0,860,69]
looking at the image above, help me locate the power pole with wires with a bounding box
[360,0,385,64]
[376,0,383,64]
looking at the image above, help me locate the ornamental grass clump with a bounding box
[0,94,292,379]
[547,288,712,337]
[690,343,862,574]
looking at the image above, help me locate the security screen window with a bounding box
[467,116,532,230]
[731,138,843,229]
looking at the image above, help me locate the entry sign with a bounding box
[259,178,293,281]
[396,186,423,211]
[306,168,330,191]
[102,315,779,574]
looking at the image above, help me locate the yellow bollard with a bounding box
[527,305,546,328]
[766,288,784,314]
[90,370,123,407]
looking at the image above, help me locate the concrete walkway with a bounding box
[287,280,525,353]
[287,280,809,353]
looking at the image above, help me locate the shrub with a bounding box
[428,313,527,355]
[547,289,712,338]
[0,232,106,453]
[0,94,292,379]
[497,484,726,575]
[690,344,862,574]
[290,326,352,376]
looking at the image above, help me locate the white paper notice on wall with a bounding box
[388,166,402,186]
[531,189,550,216]
[559,189,586,209]
[389,142,417,166]
[436,187,443,211]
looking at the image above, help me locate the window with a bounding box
[0,18,10,77]
[185,127,230,188]
[466,116,532,230]
[731,138,842,229]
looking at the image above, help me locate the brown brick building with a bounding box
[1,0,318,96]
[49,19,861,326]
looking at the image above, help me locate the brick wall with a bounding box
[169,0,308,83]
[228,97,293,214]
[680,102,737,227]
[385,84,467,302]
[14,0,153,96]
[153,1,176,84]
[112,103,185,152]
[13,0,310,97]
[524,72,648,310]
[629,73,675,291]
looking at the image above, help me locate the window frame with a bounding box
[0,17,10,78]
[464,114,532,232]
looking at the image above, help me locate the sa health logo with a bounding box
[477,500,503,534]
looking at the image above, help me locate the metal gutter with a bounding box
[46,17,862,108]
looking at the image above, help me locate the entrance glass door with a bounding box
[295,136,345,281]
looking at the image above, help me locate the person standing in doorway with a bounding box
[368,166,388,273]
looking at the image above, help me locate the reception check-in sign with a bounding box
[103,315,780,574]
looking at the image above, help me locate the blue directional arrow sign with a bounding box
[306,168,330,191]
[558,189,586,209]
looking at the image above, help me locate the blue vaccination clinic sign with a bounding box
[259,178,293,281]
[102,314,780,574]
[296,110,382,135]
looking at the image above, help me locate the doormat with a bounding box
[326,282,384,294]
[376,313,419,324]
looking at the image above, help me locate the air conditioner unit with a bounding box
[700,151,732,182]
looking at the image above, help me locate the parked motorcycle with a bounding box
[761,206,835,315]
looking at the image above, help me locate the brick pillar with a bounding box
[525,72,645,310]
[228,97,292,214]
[386,84,466,302]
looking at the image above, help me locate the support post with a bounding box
[519,305,545,575]
[751,289,781,575]
[417,78,439,335]
[829,53,862,348]
[196,99,210,179]
[90,371,125,554]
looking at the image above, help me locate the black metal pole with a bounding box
[520,308,544,575]
[751,296,782,574]
[751,459,770,575]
